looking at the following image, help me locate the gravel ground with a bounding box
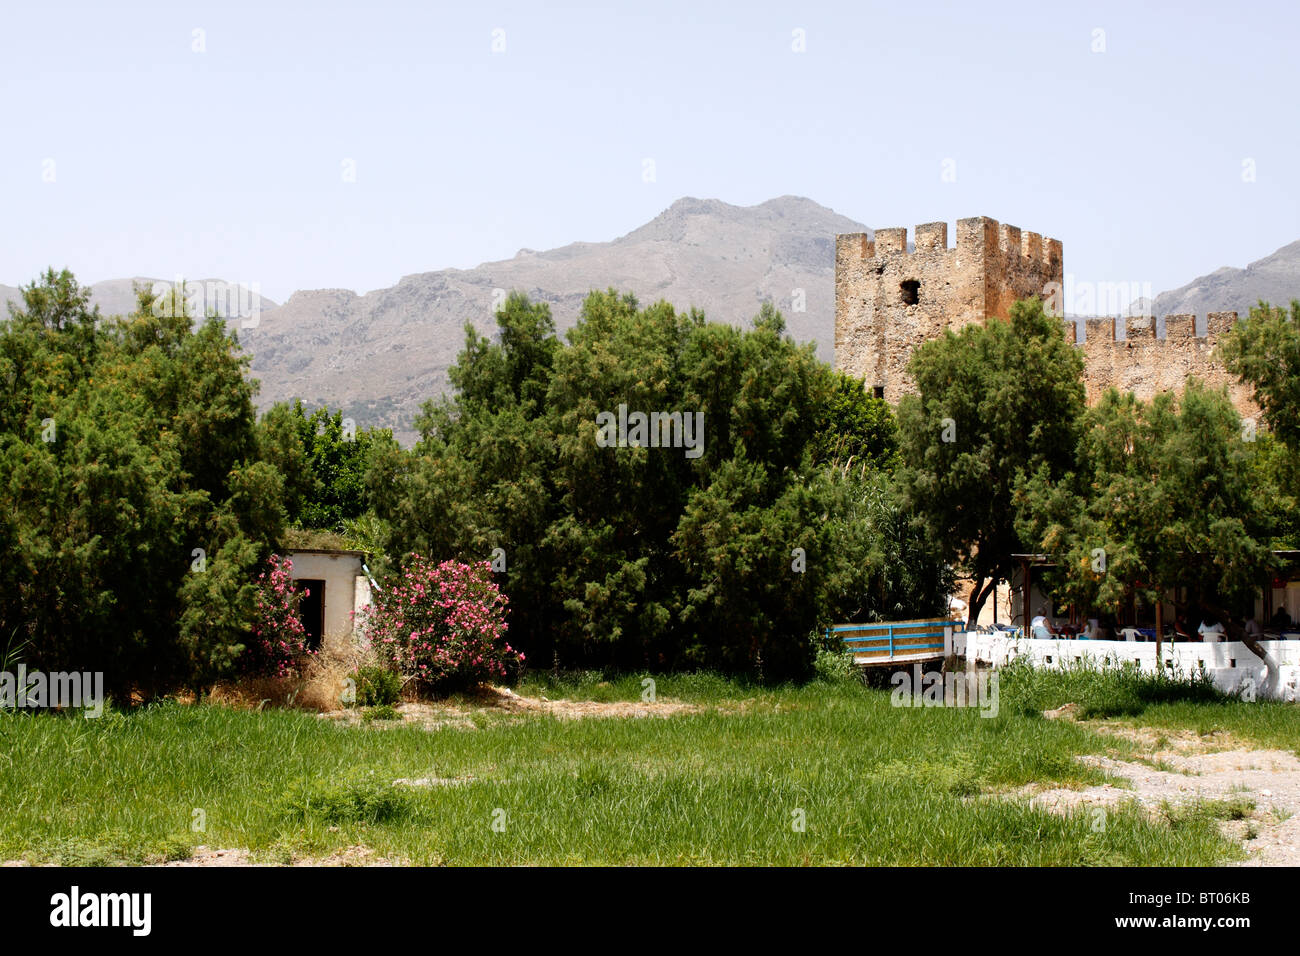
[1021,723,1300,866]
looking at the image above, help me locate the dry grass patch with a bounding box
[318,684,701,730]
[208,639,377,713]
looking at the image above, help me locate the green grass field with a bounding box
[2,666,1294,866]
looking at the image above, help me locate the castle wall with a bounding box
[1069,312,1258,418]
[834,217,1258,422]
[835,217,1062,397]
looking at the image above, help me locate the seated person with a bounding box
[1198,616,1226,643]
[1030,610,1055,640]
[1271,606,1293,630]
[1173,614,1194,641]
[1244,616,1263,641]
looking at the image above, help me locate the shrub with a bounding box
[42,836,135,867]
[354,665,403,707]
[813,645,857,684]
[366,555,523,694]
[147,835,194,863]
[279,770,410,825]
[243,554,316,679]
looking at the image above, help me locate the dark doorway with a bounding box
[296,579,325,650]
[900,279,921,306]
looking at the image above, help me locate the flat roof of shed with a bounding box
[282,547,368,557]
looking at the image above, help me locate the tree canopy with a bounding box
[896,297,1087,627]
[370,290,945,678]
[0,271,287,692]
[1015,380,1276,629]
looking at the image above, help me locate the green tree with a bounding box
[370,292,563,656]
[1015,381,1276,636]
[1218,299,1300,449]
[809,369,899,469]
[372,289,946,678]
[0,272,288,694]
[261,401,395,533]
[896,297,1087,628]
[1219,299,1300,541]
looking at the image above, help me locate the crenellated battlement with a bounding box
[1060,306,1253,411]
[1065,311,1239,345]
[1063,310,1255,412]
[835,216,1063,398]
[835,214,1258,420]
[836,217,1063,271]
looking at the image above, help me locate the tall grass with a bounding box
[996,656,1300,754]
[998,656,1226,719]
[0,676,1259,865]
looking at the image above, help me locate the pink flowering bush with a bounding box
[367,555,522,693]
[244,554,317,678]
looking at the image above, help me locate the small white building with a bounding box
[282,548,372,652]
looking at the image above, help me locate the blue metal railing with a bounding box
[825,620,963,660]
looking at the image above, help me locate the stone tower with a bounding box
[834,217,1063,398]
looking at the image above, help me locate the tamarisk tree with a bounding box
[1015,380,1276,644]
[896,298,1086,628]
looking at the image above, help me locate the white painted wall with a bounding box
[353,574,372,647]
[285,551,366,645]
[956,632,1300,702]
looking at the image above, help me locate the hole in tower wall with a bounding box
[872,385,885,400]
[900,280,920,306]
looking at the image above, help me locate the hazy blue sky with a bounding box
[2,0,1296,309]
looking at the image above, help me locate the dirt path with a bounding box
[3,844,404,867]
[157,845,403,867]
[1023,723,1300,866]
[318,685,701,730]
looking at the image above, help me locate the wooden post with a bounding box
[1155,588,1164,664]
[1024,560,1032,629]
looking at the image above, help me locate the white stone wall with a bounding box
[957,632,1300,702]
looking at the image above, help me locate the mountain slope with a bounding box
[1149,239,1300,318]
[240,195,868,442]
[0,278,277,324]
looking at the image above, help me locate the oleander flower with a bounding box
[360,554,519,693]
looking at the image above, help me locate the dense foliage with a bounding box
[259,400,395,533]
[1219,299,1300,547]
[5,261,1296,694]
[896,298,1087,626]
[1218,300,1300,450]
[0,270,286,694]
[369,291,942,679]
[1014,380,1276,628]
[366,556,520,691]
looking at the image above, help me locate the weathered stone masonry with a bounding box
[834,216,1258,418]
[1068,312,1255,413]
